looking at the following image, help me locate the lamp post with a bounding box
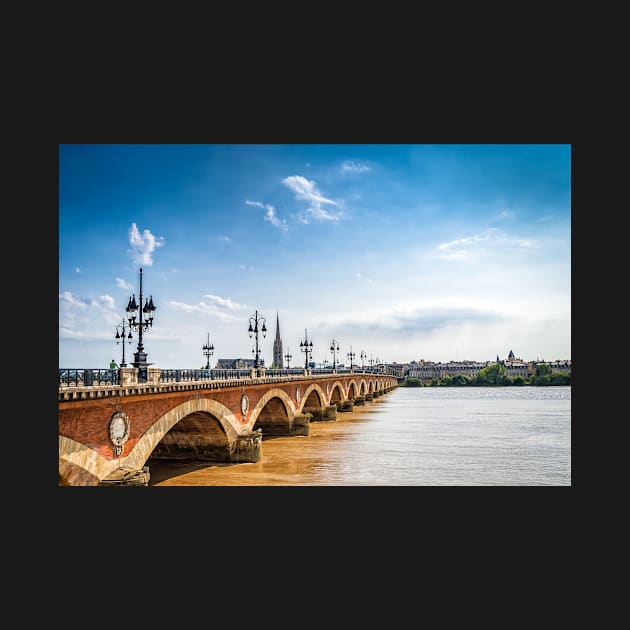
[126,267,156,378]
[330,339,340,371]
[115,319,133,367]
[360,350,366,371]
[347,345,356,372]
[369,355,374,369]
[284,349,292,369]
[248,310,267,370]
[323,358,329,370]
[202,332,214,369]
[300,329,313,370]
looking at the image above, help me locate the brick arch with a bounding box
[299,383,327,413]
[369,380,376,393]
[249,388,297,428]
[58,438,104,486]
[149,411,233,461]
[251,388,299,437]
[347,380,359,398]
[329,381,345,404]
[131,399,240,470]
[59,399,240,484]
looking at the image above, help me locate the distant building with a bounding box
[498,350,530,378]
[535,359,572,374]
[273,311,283,369]
[406,351,571,381]
[215,358,264,369]
[408,359,489,380]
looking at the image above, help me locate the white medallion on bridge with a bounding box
[109,410,130,457]
[296,386,301,403]
[240,394,249,416]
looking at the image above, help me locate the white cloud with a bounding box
[436,228,541,260]
[60,291,88,309]
[75,267,81,273]
[245,199,288,232]
[168,293,247,322]
[341,160,370,173]
[127,222,165,266]
[59,291,120,340]
[217,235,231,241]
[98,295,115,309]
[202,294,245,311]
[116,277,133,290]
[59,291,116,313]
[282,175,342,223]
[282,175,335,205]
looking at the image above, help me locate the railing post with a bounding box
[119,367,137,386]
[84,369,93,386]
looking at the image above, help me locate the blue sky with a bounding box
[59,144,571,368]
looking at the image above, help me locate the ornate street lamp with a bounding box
[248,310,267,369]
[360,350,366,370]
[284,349,292,369]
[203,332,214,369]
[347,345,356,372]
[115,319,133,367]
[330,339,340,370]
[300,329,313,370]
[126,267,156,378]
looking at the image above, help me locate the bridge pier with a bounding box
[289,413,311,437]
[99,466,151,486]
[257,412,312,439]
[303,406,325,421]
[365,393,373,401]
[353,396,365,406]
[230,429,263,462]
[337,400,354,412]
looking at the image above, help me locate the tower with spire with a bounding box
[273,311,284,368]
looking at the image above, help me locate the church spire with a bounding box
[273,310,284,368]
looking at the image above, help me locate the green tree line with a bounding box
[401,363,570,387]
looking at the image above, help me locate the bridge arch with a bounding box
[329,381,345,405]
[59,398,242,485]
[299,383,326,414]
[298,383,328,421]
[149,409,234,462]
[251,388,298,438]
[58,436,107,486]
[138,399,240,467]
[347,381,358,399]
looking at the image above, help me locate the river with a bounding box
[147,385,571,486]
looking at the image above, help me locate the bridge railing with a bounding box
[265,368,308,377]
[59,366,394,389]
[159,369,253,382]
[59,369,120,387]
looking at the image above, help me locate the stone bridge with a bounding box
[59,372,398,486]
